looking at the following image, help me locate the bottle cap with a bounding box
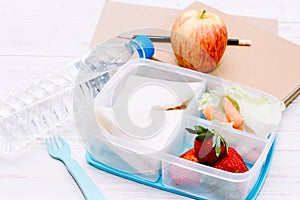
[130,35,155,59]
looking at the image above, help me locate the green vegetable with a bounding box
[198,85,285,138]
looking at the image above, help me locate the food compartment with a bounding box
[86,127,163,182]
[162,115,270,200]
[197,72,284,139]
[84,59,207,182]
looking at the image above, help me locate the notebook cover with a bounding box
[90,1,300,105]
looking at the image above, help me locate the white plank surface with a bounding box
[0,0,300,199]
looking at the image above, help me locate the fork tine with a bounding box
[46,138,51,149]
[54,135,63,149]
[50,136,57,149]
[58,134,67,146]
[46,137,55,155]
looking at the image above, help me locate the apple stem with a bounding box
[199,10,206,19]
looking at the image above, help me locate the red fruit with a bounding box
[186,126,228,165]
[194,138,226,165]
[168,148,200,185]
[213,147,248,173]
[171,10,228,73]
[179,148,199,162]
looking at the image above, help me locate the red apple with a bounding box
[171,10,228,72]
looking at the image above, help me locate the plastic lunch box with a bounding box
[75,58,278,200]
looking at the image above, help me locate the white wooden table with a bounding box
[0,0,299,199]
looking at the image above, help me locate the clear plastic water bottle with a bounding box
[0,35,154,153]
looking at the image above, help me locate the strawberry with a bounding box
[179,148,199,162]
[168,148,200,185]
[213,147,248,173]
[186,126,228,165]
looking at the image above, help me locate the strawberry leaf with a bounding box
[215,136,221,157]
[220,137,229,155]
[195,133,208,142]
[185,128,198,134]
[212,135,217,147]
[194,125,208,134]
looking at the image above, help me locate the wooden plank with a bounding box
[0,0,102,20]
[0,56,71,97]
[0,19,95,56]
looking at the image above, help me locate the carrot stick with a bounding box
[221,97,244,128]
[202,105,229,122]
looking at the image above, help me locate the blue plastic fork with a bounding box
[46,135,106,200]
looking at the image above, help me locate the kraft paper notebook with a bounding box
[90,1,300,105]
